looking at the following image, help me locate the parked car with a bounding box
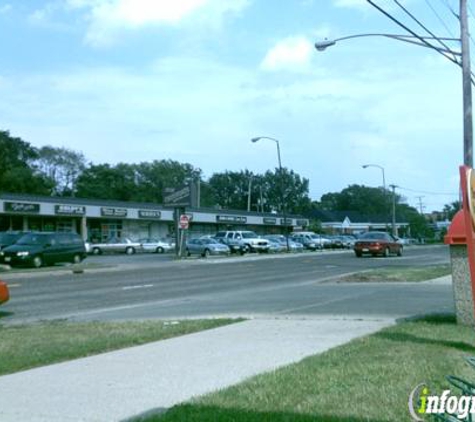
[0,231,28,250]
[291,232,329,250]
[0,232,87,268]
[214,231,269,253]
[263,235,304,252]
[186,238,230,257]
[353,231,403,258]
[266,239,286,253]
[0,281,9,306]
[139,238,175,253]
[87,238,141,255]
[214,232,247,254]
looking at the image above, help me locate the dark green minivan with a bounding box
[0,232,86,268]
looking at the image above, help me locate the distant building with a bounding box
[307,210,409,235]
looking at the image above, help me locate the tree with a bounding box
[75,163,137,201]
[0,130,53,194]
[443,201,461,221]
[319,184,392,216]
[134,160,201,203]
[35,146,86,196]
[208,170,253,210]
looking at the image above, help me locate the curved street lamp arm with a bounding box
[366,0,461,67]
[315,34,461,59]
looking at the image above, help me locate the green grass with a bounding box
[340,264,451,282]
[0,319,241,376]
[146,314,475,422]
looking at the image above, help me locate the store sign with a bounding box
[296,219,309,226]
[163,183,198,208]
[263,217,277,225]
[138,210,161,219]
[4,202,40,213]
[280,218,293,226]
[216,215,247,224]
[55,205,86,216]
[101,207,128,218]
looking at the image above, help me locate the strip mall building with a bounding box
[0,193,309,241]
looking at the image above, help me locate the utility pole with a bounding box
[461,0,473,166]
[390,184,398,237]
[247,176,252,212]
[416,196,425,214]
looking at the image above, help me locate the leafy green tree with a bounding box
[36,146,86,196]
[134,160,201,203]
[0,130,53,194]
[442,201,461,221]
[75,163,137,201]
[320,184,392,216]
[208,170,253,210]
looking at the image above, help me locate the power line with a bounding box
[397,186,458,196]
[393,0,458,61]
[424,0,457,39]
[367,0,461,67]
[437,0,459,20]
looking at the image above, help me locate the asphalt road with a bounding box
[0,245,453,323]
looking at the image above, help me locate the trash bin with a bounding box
[444,209,475,327]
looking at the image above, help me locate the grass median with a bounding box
[339,264,451,283]
[148,314,474,422]
[0,318,241,376]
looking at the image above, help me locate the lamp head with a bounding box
[314,39,336,51]
[251,137,261,143]
[362,165,369,169]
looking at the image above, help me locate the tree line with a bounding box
[0,130,310,214]
[0,130,447,237]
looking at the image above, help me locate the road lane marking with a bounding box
[122,284,154,291]
[6,283,21,288]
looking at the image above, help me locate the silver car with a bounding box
[139,238,175,254]
[186,238,230,258]
[87,237,141,255]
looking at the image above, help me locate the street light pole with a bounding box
[251,136,290,252]
[461,0,473,167]
[362,164,388,231]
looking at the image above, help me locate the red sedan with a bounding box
[354,231,403,258]
[0,281,9,305]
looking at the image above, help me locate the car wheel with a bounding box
[156,247,164,254]
[355,251,362,258]
[92,247,101,255]
[202,249,211,258]
[32,255,43,268]
[72,254,82,264]
[384,247,390,258]
[125,247,135,255]
[397,247,403,257]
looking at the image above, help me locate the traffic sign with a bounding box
[179,214,190,230]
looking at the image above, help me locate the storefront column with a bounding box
[80,217,88,241]
[23,216,28,231]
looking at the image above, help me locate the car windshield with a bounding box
[241,232,258,239]
[17,234,50,245]
[0,233,21,244]
[361,233,387,240]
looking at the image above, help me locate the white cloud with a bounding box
[67,0,249,47]
[260,36,314,72]
[0,3,11,14]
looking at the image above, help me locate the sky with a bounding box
[0,0,470,213]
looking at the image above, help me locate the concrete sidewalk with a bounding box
[0,317,393,422]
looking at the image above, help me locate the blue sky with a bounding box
[0,0,469,212]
